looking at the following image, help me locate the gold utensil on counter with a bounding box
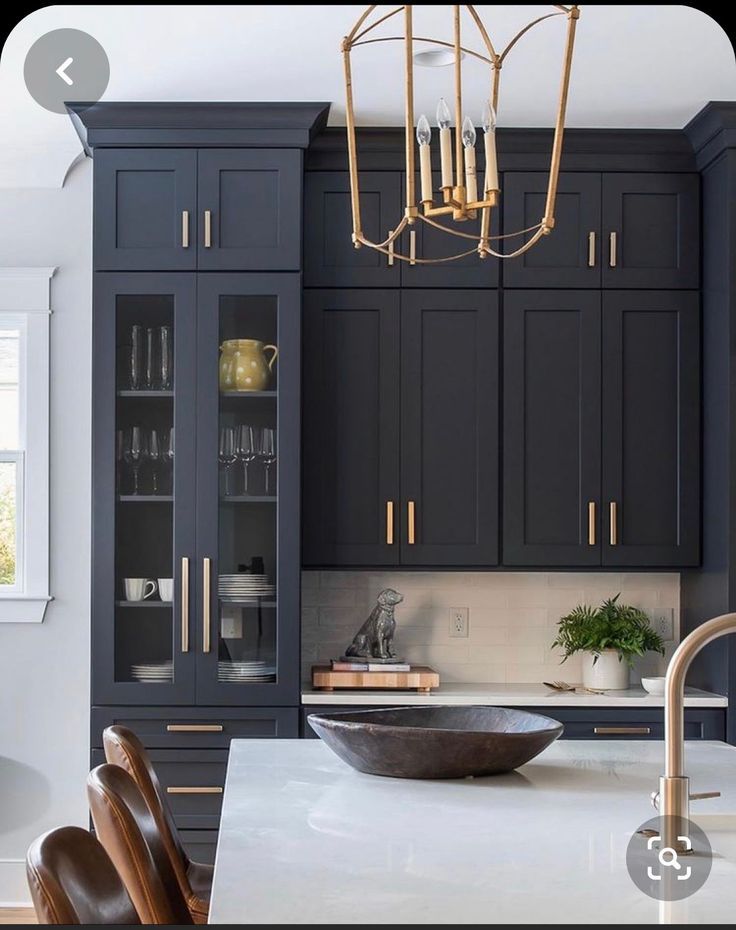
[543,680,607,695]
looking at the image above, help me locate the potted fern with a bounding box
[551,595,665,690]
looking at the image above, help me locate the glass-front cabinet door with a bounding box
[93,275,197,704]
[195,274,300,705]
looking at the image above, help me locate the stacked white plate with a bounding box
[218,660,276,682]
[131,661,173,682]
[218,573,275,600]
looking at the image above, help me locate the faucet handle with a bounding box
[689,791,721,801]
[650,790,660,811]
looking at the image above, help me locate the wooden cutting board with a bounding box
[311,665,440,693]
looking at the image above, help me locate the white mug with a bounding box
[158,578,174,602]
[124,578,157,601]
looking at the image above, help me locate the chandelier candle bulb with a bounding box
[437,97,454,189]
[416,115,433,204]
[482,102,499,193]
[462,117,478,204]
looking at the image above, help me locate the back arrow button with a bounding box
[55,57,74,85]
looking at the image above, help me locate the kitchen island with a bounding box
[210,738,736,924]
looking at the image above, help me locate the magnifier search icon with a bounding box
[658,847,681,870]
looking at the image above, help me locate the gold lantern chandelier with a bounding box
[341,4,581,263]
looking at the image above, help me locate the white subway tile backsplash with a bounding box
[301,571,680,686]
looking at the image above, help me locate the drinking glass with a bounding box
[145,327,156,390]
[236,425,260,495]
[149,429,162,494]
[163,427,175,494]
[260,428,277,495]
[159,326,173,391]
[129,325,144,390]
[123,426,146,495]
[218,427,237,496]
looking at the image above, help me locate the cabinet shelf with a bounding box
[117,390,174,398]
[117,495,173,502]
[115,601,172,608]
[220,495,276,503]
[219,600,277,608]
[220,390,277,398]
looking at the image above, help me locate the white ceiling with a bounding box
[1,4,734,187]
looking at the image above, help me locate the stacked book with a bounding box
[330,659,411,672]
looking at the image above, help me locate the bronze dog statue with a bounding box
[343,588,404,663]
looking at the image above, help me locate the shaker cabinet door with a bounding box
[503,291,602,566]
[197,149,302,271]
[304,172,401,287]
[602,173,699,288]
[502,172,601,288]
[94,149,197,271]
[601,291,699,566]
[400,290,499,565]
[302,290,401,566]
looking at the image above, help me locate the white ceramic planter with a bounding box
[581,649,630,690]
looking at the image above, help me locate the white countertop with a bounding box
[210,738,736,925]
[301,681,727,707]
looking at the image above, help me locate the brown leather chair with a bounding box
[26,825,140,925]
[87,764,194,926]
[103,725,212,923]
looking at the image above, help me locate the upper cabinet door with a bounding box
[94,150,197,271]
[602,174,699,288]
[503,173,601,288]
[504,291,602,566]
[400,291,499,566]
[602,292,700,566]
[302,290,401,566]
[304,172,401,287]
[399,172,499,288]
[197,150,301,271]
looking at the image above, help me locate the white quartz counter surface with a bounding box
[301,681,727,707]
[210,738,736,925]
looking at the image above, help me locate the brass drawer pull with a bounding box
[204,210,212,248]
[203,557,211,653]
[587,231,595,267]
[386,500,394,545]
[409,229,417,265]
[182,210,190,249]
[609,231,617,268]
[609,501,618,546]
[166,786,223,795]
[181,557,189,653]
[587,501,596,546]
[166,724,223,733]
[594,726,651,735]
[387,230,395,266]
[408,500,416,545]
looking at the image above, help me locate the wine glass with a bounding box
[123,426,146,495]
[218,427,237,497]
[159,326,173,391]
[236,425,260,496]
[149,429,162,494]
[129,325,144,390]
[260,428,277,495]
[162,428,175,494]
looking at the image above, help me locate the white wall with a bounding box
[0,160,91,903]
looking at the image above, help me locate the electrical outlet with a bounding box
[221,610,243,640]
[649,608,674,642]
[449,607,469,638]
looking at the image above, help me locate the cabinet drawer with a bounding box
[92,706,299,749]
[180,829,218,866]
[91,748,227,830]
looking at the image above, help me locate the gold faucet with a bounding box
[653,612,732,844]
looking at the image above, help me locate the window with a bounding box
[0,269,53,622]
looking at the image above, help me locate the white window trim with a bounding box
[0,268,54,622]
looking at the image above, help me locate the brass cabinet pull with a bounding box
[587,231,596,267]
[386,501,394,545]
[203,557,211,653]
[182,210,190,249]
[594,727,651,735]
[181,557,190,653]
[409,229,417,265]
[166,724,223,733]
[408,500,416,545]
[166,786,223,795]
[387,230,395,266]
[609,231,617,267]
[204,210,212,248]
[587,501,596,546]
[609,501,618,546]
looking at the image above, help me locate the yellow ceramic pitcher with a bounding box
[219,339,278,392]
